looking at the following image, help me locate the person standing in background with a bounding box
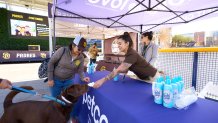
[139,31,158,66]
[88,43,98,65]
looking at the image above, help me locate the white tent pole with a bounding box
[51,0,57,56]
[48,18,53,57]
[137,33,141,53]
[137,25,143,52]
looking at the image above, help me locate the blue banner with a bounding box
[0,50,49,63]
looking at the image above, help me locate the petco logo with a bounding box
[87,0,130,11]
[87,0,187,11]
[83,93,108,123]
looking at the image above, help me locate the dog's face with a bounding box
[64,84,88,102]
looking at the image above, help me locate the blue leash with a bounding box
[11,86,66,106]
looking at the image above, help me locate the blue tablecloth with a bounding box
[75,71,218,123]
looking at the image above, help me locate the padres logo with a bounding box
[83,42,87,47]
[74,60,81,66]
[40,53,47,58]
[100,66,106,71]
[2,52,10,59]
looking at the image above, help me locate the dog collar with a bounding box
[61,96,72,104]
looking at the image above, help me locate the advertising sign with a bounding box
[8,11,49,38]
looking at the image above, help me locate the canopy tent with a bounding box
[54,19,124,39]
[53,0,218,33]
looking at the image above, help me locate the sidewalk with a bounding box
[0,79,50,117]
[0,63,50,117]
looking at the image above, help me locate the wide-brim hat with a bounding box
[73,35,87,51]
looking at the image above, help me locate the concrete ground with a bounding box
[0,63,50,117]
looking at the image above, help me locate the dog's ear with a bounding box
[67,84,88,97]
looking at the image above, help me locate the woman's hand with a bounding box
[93,78,105,88]
[47,80,54,87]
[83,77,90,83]
[0,79,12,89]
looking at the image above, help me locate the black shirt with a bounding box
[142,44,148,56]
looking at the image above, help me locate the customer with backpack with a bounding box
[47,36,90,97]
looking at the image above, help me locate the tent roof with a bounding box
[55,19,124,39]
[54,0,218,33]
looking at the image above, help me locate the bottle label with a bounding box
[154,88,162,100]
[163,90,173,104]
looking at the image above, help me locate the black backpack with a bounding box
[38,47,65,80]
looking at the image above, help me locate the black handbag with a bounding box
[38,47,65,81]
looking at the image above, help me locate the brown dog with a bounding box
[0,84,88,123]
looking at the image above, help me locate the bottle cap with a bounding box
[166,78,171,85]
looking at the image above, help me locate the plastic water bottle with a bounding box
[154,76,164,104]
[91,63,95,74]
[88,63,92,74]
[152,82,155,96]
[171,78,179,103]
[113,75,118,81]
[175,77,182,94]
[113,67,118,81]
[152,76,164,95]
[163,77,174,108]
[93,63,96,73]
[178,76,184,92]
